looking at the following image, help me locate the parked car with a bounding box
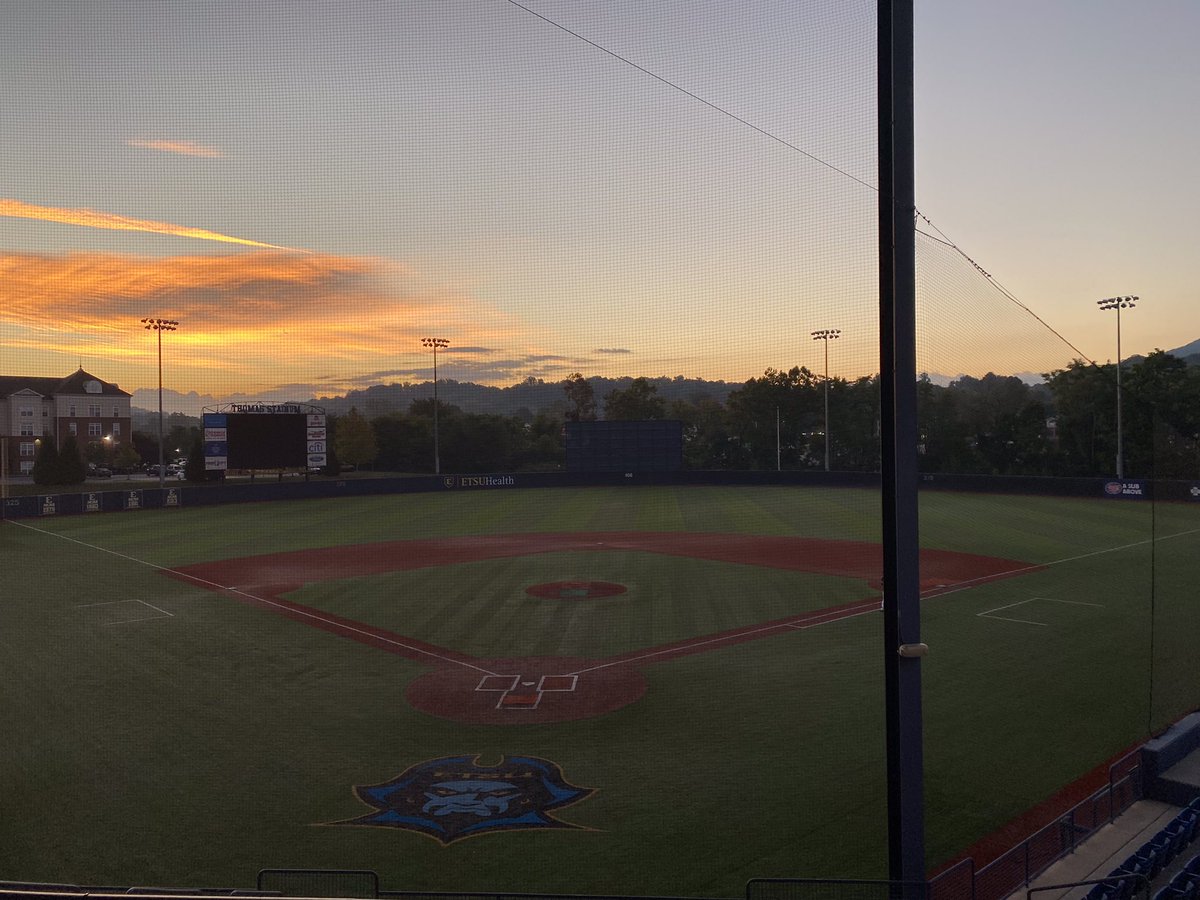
[88,465,113,478]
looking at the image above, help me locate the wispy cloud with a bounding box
[126,138,224,158]
[0,250,392,335]
[0,198,303,251]
[0,249,525,393]
[594,347,633,354]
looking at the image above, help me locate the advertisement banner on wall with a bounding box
[1103,480,1146,498]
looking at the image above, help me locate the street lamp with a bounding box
[421,337,449,474]
[1096,296,1137,479]
[142,317,179,488]
[812,328,841,472]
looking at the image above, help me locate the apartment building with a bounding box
[0,368,133,476]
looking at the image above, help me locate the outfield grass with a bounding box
[1,485,1197,896]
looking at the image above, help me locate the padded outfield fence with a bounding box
[5,470,1200,520]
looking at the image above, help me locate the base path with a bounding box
[169,532,1034,724]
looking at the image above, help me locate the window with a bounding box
[20,423,34,436]
[68,404,76,416]
[19,406,33,417]
[113,422,121,436]
[20,442,34,457]
[88,403,101,417]
[68,422,77,436]
[88,422,102,437]
[113,405,120,417]
[19,460,33,475]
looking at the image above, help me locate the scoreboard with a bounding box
[203,403,326,472]
[564,420,683,472]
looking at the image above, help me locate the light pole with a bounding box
[1097,296,1137,479]
[812,328,841,472]
[142,317,179,488]
[421,337,449,474]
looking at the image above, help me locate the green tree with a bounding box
[31,437,59,485]
[372,413,430,473]
[726,367,822,469]
[833,375,881,472]
[441,413,527,472]
[184,434,208,482]
[516,411,565,471]
[335,407,377,470]
[112,441,142,474]
[603,377,666,421]
[1044,360,1118,475]
[85,438,113,467]
[57,435,87,484]
[562,373,597,422]
[667,396,741,470]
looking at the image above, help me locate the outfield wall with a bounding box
[4,470,1198,520]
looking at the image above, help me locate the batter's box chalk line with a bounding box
[475,673,579,710]
[74,598,175,625]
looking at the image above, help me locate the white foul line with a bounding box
[566,600,883,676]
[929,526,1200,601]
[8,519,499,677]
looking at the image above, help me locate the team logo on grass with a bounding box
[337,755,594,844]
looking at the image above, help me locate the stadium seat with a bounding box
[1086,883,1118,900]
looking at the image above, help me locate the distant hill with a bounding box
[309,375,736,419]
[1165,338,1200,366]
[1167,338,1200,359]
[1124,340,1200,368]
[134,375,738,423]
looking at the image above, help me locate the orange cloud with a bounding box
[0,250,523,394]
[0,198,303,251]
[0,251,386,330]
[126,138,224,158]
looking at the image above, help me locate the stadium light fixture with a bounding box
[1096,296,1138,479]
[811,328,842,472]
[142,317,179,489]
[421,337,450,474]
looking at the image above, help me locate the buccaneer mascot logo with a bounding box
[336,755,594,844]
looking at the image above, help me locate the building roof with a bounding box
[0,368,132,399]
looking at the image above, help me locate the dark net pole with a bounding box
[878,0,926,886]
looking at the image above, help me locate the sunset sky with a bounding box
[2,1,1196,414]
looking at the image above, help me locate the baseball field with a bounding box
[2,484,1197,897]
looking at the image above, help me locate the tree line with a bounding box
[328,351,1200,479]
[29,351,1200,485]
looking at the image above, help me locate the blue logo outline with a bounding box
[333,755,595,844]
